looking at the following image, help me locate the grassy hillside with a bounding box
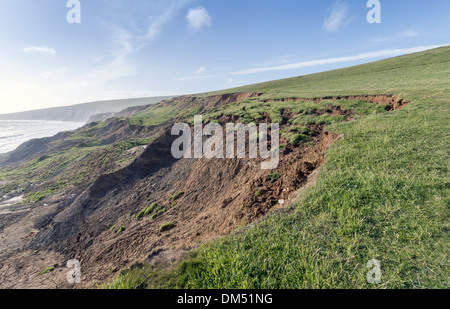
[217,46,450,99]
[103,46,450,289]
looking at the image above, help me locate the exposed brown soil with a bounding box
[0,94,409,289]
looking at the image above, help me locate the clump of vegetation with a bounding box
[135,202,167,221]
[282,125,313,135]
[255,191,262,197]
[116,226,126,234]
[267,172,281,182]
[290,114,348,126]
[282,132,313,146]
[281,125,314,146]
[40,266,55,275]
[169,191,184,202]
[25,181,67,203]
[150,208,166,220]
[135,202,159,220]
[159,222,176,232]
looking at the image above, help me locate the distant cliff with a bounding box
[86,104,155,123]
[0,96,174,122]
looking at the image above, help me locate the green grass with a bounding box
[217,46,450,99]
[169,106,449,289]
[169,191,184,202]
[128,105,178,127]
[267,172,281,182]
[135,202,159,220]
[40,267,55,275]
[282,132,313,146]
[116,226,126,234]
[25,181,67,203]
[150,208,166,220]
[103,46,450,289]
[135,202,167,221]
[0,134,156,202]
[159,222,176,232]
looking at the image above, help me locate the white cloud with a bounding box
[250,55,292,68]
[232,45,449,75]
[370,37,389,43]
[397,30,419,38]
[102,90,172,99]
[323,1,349,32]
[23,45,56,56]
[370,30,420,44]
[68,1,189,93]
[225,78,249,87]
[186,7,212,31]
[175,74,218,82]
[146,1,180,40]
[175,66,218,81]
[195,66,206,74]
[41,67,68,79]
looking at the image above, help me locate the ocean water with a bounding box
[0,120,85,154]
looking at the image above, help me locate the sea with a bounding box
[0,120,85,154]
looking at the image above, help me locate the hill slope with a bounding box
[104,46,450,289]
[0,47,448,289]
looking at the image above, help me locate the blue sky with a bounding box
[0,0,449,114]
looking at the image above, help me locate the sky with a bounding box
[0,0,449,114]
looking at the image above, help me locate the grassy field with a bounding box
[102,46,450,289]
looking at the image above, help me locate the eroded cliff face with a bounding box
[0,93,409,288]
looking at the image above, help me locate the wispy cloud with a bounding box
[186,7,212,31]
[370,37,389,43]
[103,89,172,99]
[41,66,68,79]
[251,55,292,68]
[70,1,190,90]
[146,1,183,40]
[176,65,218,81]
[23,45,56,56]
[370,29,420,44]
[397,29,419,38]
[232,45,448,75]
[175,74,218,82]
[195,66,206,74]
[323,1,349,32]
[225,78,249,87]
